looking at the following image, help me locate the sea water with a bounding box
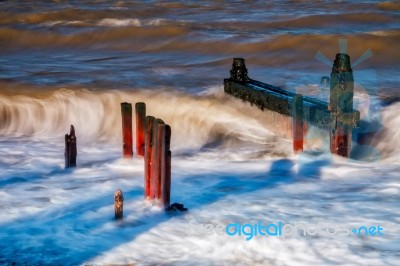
[0,1,399,265]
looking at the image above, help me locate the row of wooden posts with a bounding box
[64,102,172,220]
[118,102,172,219]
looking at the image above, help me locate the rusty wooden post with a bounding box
[292,94,304,152]
[331,127,351,157]
[65,125,77,168]
[144,116,155,199]
[161,124,171,207]
[156,124,165,201]
[151,118,164,200]
[114,189,124,220]
[121,102,133,158]
[329,54,354,157]
[135,102,146,157]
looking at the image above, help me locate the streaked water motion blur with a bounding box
[0,1,399,265]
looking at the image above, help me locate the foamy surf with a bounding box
[0,139,399,265]
[0,87,398,160]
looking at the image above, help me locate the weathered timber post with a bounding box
[65,125,77,168]
[161,124,171,207]
[230,58,250,83]
[329,54,354,157]
[114,189,124,220]
[155,123,164,201]
[135,102,146,157]
[292,94,304,152]
[121,102,133,158]
[156,123,166,203]
[144,116,155,199]
[151,118,164,200]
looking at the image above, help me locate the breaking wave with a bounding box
[0,88,398,160]
[0,88,277,152]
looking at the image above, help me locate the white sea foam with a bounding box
[0,87,397,159]
[0,88,278,152]
[98,18,142,27]
[0,88,399,265]
[0,139,398,265]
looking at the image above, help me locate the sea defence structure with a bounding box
[224,55,360,157]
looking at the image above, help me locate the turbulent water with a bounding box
[0,1,399,265]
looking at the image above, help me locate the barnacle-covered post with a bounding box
[121,102,133,158]
[65,125,77,168]
[135,102,146,157]
[329,54,355,157]
[114,189,124,220]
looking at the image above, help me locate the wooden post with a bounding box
[292,94,303,152]
[331,127,351,157]
[114,189,124,220]
[151,119,164,200]
[144,116,155,199]
[156,124,165,201]
[161,124,171,207]
[121,102,133,158]
[329,53,354,157]
[230,58,249,82]
[65,125,77,168]
[135,102,146,157]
